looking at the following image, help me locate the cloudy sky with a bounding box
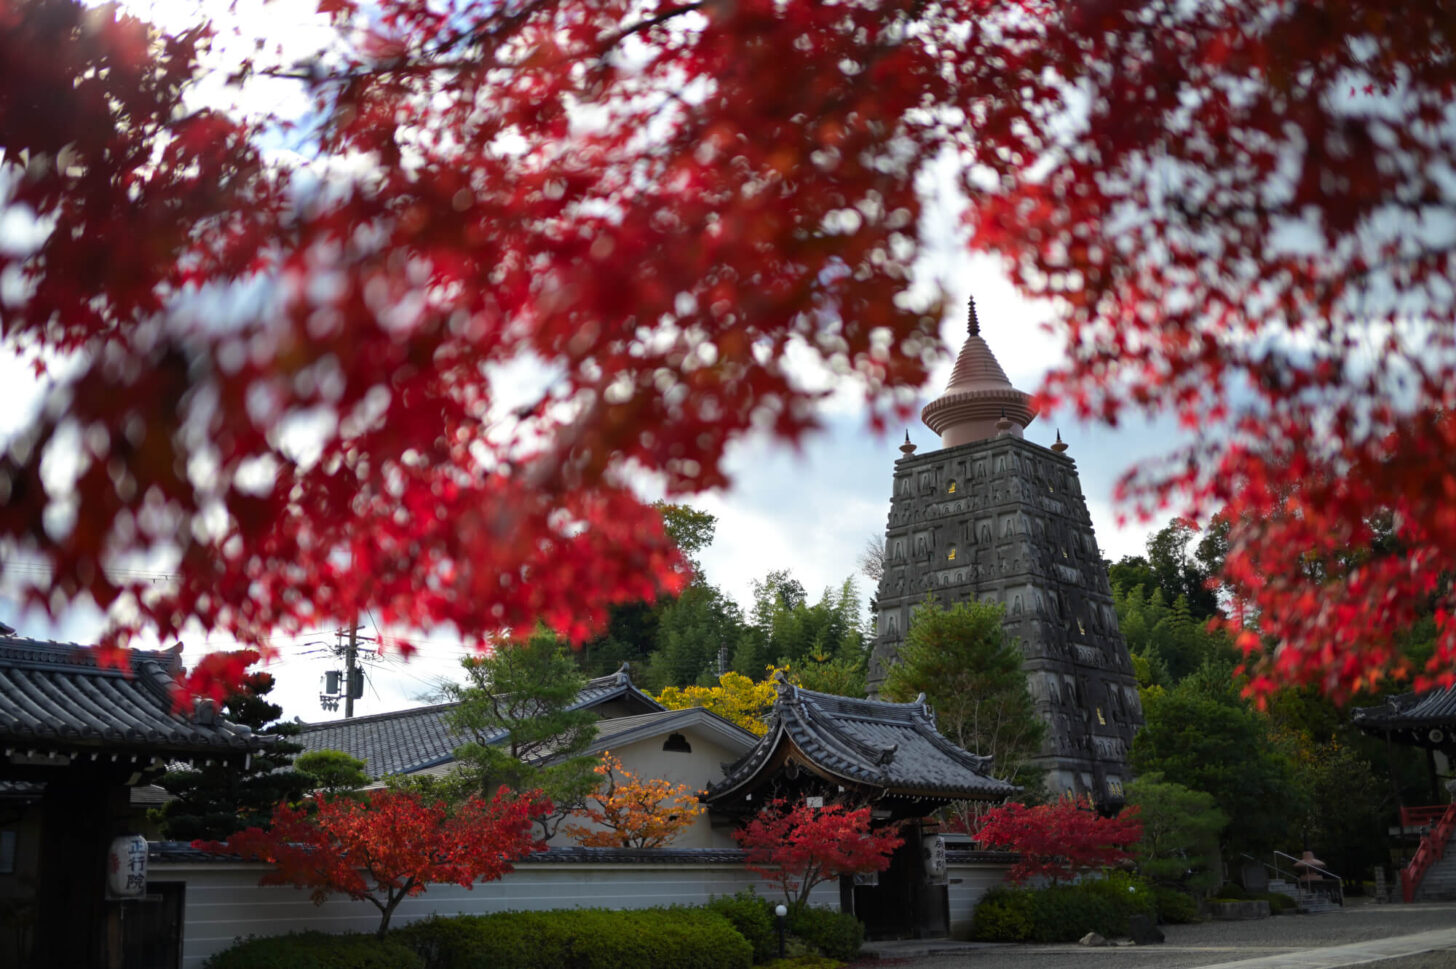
[0,259,1178,723]
[0,2,1184,723]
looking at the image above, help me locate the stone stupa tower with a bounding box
[867,298,1141,810]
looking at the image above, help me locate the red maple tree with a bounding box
[5,0,1454,701]
[973,797,1143,886]
[956,0,1456,700]
[734,798,903,914]
[201,788,549,936]
[0,0,947,683]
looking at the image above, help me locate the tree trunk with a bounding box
[376,887,408,939]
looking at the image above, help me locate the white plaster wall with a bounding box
[153,858,843,969]
[946,861,1012,939]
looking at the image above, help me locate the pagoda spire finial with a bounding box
[922,298,1037,447]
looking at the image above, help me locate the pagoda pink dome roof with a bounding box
[920,298,1036,448]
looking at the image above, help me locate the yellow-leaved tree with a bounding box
[566,753,704,849]
[655,667,787,736]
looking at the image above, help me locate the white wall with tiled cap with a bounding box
[152,858,852,969]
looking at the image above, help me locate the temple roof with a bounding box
[0,637,262,764]
[705,677,1017,806]
[1352,686,1456,741]
[587,707,758,755]
[921,297,1036,448]
[298,664,663,778]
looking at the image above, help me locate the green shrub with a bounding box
[707,891,777,963]
[788,907,863,961]
[394,912,568,969]
[757,958,843,969]
[1153,888,1201,924]
[973,875,1159,943]
[1028,884,1121,942]
[202,932,423,969]
[1214,883,1250,900]
[970,887,1036,942]
[1081,871,1158,927]
[392,908,750,969]
[1259,891,1297,914]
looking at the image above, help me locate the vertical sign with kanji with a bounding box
[107,834,148,898]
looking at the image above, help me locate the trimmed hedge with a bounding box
[788,906,864,961]
[201,932,424,969]
[706,891,778,963]
[392,908,752,969]
[1153,887,1202,924]
[972,873,1158,943]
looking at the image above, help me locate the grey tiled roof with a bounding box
[707,680,1018,803]
[298,665,664,778]
[1353,686,1456,732]
[587,707,758,754]
[0,637,262,758]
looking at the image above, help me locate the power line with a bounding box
[1,557,179,583]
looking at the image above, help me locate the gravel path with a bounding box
[854,901,1456,969]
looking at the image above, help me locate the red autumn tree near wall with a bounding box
[735,798,903,914]
[4,0,1456,701]
[974,797,1143,885]
[202,788,549,937]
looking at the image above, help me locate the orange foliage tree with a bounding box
[565,752,704,849]
[202,788,549,937]
[973,796,1143,886]
[734,798,904,915]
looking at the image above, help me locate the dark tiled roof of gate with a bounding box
[1353,686,1456,731]
[0,637,262,756]
[707,679,1018,802]
[298,665,663,778]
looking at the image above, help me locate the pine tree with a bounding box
[443,630,600,839]
[881,599,1045,825]
[152,665,312,840]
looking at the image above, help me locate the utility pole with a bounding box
[343,622,361,719]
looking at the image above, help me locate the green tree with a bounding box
[295,750,370,798]
[1113,575,1233,687]
[1111,519,1224,623]
[793,646,867,698]
[1132,668,1304,856]
[881,599,1045,823]
[1125,773,1226,895]
[153,666,313,840]
[443,630,600,839]
[645,582,747,690]
[657,502,718,572]
[578,502,725,678]
[734,572,868,677]
[1293,742,1389,883]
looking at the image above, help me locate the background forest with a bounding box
[165,502,1439,890]
[571,506,1439,888]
